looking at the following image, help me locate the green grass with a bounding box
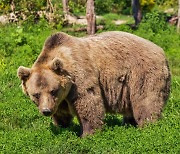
[96,13,133,31]
[0,14,180,153]
[103,13,133,22]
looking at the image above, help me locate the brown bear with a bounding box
[17,31,171,137]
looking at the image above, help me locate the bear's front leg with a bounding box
[74,90,105,137]
[52,100,73,128]
[52,112,73,128]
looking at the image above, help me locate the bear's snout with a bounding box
[42,108,52,116]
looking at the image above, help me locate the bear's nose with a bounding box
[42,108,52,116]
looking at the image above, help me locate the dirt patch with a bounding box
[113,20,127,25]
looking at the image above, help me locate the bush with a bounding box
[140,0,155,12]
[0,0,47,14]
[134,11,174,49]
[156,0,177,7]
[139,11,168,33]
[95,0,131,15]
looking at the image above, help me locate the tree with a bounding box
[132,0,142,26]
[62,0,69,20]
[178,0,180,33]
[86,0,96,35]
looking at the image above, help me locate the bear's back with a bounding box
[77,31,166,72]
[34,31,168,78]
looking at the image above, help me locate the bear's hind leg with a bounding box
[133,99,163,127]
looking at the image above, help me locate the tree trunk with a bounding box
[177,0,180,33]
[86,0,96,35]
[62,0,69,20]
[132,0,142,26]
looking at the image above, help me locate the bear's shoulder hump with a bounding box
[44,32,70,50]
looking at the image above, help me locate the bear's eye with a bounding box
[32,93,40,99]
[50,89,59,96]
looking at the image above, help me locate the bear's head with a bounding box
[17,58,72,116]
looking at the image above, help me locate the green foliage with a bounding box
[16,0,46,12]
[0,0,47,14]
[68,0,86,15]
[141,0,155,5]
[0,0,10,13]
[140,0,155,12]
[95,0,131,15]
[134,11,180,76]
[156,0,178,7]
[60,0,132,16]
[137,11,168,35]
[134,11,178,49]
[0,11,180,153]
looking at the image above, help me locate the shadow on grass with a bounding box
[50,114,136,136]
[50,122,81,136]
[105,114,137,129]
[104,114,123,127]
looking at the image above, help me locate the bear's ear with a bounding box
[17,66,31,81]
[50,58,63,73]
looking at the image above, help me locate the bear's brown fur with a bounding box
[17,31,171,137]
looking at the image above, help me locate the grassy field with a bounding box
[0,13,180,153]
